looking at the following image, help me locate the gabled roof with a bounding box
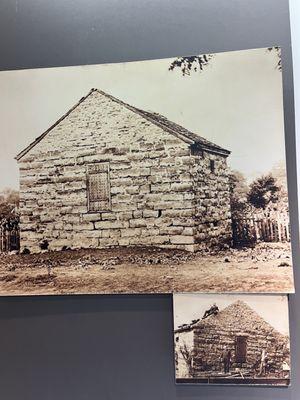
[175,300,285,338]
[16,88,230,161]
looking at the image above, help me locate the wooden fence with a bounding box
[0,218,20,252]
[232,213,290,247]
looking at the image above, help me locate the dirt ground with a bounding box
[0,242,294,295]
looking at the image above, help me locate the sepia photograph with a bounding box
[0,47,294,295]
[173,293,290,386]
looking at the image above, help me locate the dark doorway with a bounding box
[235,336,247,363]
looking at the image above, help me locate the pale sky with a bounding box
[0,47,286,191]
[173,293,289,336]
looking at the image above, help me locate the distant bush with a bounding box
[0,188,19,220]
[228,170,250,219]
[248,175,280,210]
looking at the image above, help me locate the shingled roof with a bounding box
[16,88,230,161]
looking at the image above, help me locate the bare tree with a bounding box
[179,343,194,377]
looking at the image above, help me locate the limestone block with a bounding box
[151,235,170,245]
[114,194,132,203]
[110,186,126,195]
[182,227,194,235]
[64,224,73,231]
[110,177,133,186]
[72,222,94,231]
[120,228,142,237]
[118,211,133,221]
[129,219,147,228]
[81,213,101,222]
[110,162,131,170]
[99,238,118,247]
[112,203,136,212]
[81,230,102,238]
[133,210,143,218]
[94,220,125,230]
[118,238,130,246]
[159,226,184,235]
[141,228,159,236]
[125,186,140,195]
[40,214,54,223]
[143,210,159,218]
[150,183,170,193]
[170,182,193,192]
[101,212,117,221]
[162,209,183,218]
[170,235,195,244]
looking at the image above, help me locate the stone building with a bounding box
[16,88,232,253]
[174,300,290,379]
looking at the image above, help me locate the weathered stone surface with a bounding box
[143,210,159,218]
[81,213,101,222]
[175,300,290,379]
[170,236,195,245]
[18,89,232,253]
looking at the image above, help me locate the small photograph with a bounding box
[174,293,290,386]
[0,46,294,295]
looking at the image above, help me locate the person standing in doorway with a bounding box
[221,346,231,373]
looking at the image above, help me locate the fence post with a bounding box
[232,212,290,247]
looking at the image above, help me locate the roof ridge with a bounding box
[15,88,97,161]
[95,89,195,145]
[95,89,230,154]
[16,88,230,161]
[175,300,285,337]
[199,300,283,336]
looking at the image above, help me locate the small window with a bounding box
[235,336,247,363]
[87,163,111,212]
[210,159,215,173]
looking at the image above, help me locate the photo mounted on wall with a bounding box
[173,293,290,386]
[0,47,294,295]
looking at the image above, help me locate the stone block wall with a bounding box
[192,323,290,376]
[18,90,197,253]
[18,89,233,253]
[192,150,232,250]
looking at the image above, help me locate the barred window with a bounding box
[87,163,111,212]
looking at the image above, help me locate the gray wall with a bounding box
[0,0,299,399]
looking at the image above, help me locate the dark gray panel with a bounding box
[0,0,299,399]
[0,0,293,69]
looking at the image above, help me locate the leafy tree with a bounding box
[247,174,280,210]
[169,54,213,76]
[269,160,287,191]
[267,46,281,70]
[228,170,249,219]
[169,47,281,76]
[0,188,19,220]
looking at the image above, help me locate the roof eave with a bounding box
[200,145,231,157]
